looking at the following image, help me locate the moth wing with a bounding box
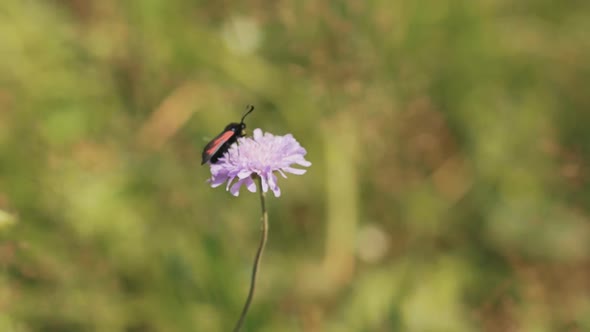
[201,130,235,164]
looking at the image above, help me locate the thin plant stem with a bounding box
[233,176,268,332]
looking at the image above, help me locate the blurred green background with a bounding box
[1,1,589,331]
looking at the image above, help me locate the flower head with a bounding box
[208,129,311,197]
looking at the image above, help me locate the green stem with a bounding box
[233,177,268,332]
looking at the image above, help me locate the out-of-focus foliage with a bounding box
[1,0,589,331]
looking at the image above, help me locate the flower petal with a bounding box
[268,172,281,197]
[283,166,307,175]
[230,179,245,196]
[253,128,263,140]
[238,169,252,179]
[260,174,269,192]
[210,176,227,188]
[296,160,312,167]
[277,169,287,178]
[245,177,257,193]
[226,176,236,191]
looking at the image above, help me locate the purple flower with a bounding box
[208,129,311,197]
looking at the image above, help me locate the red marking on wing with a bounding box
[206,131,234,154]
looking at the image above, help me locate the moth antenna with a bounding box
[240,105,255,124]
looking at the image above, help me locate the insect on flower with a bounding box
[201,105,255,165]
[208,129,311,197]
